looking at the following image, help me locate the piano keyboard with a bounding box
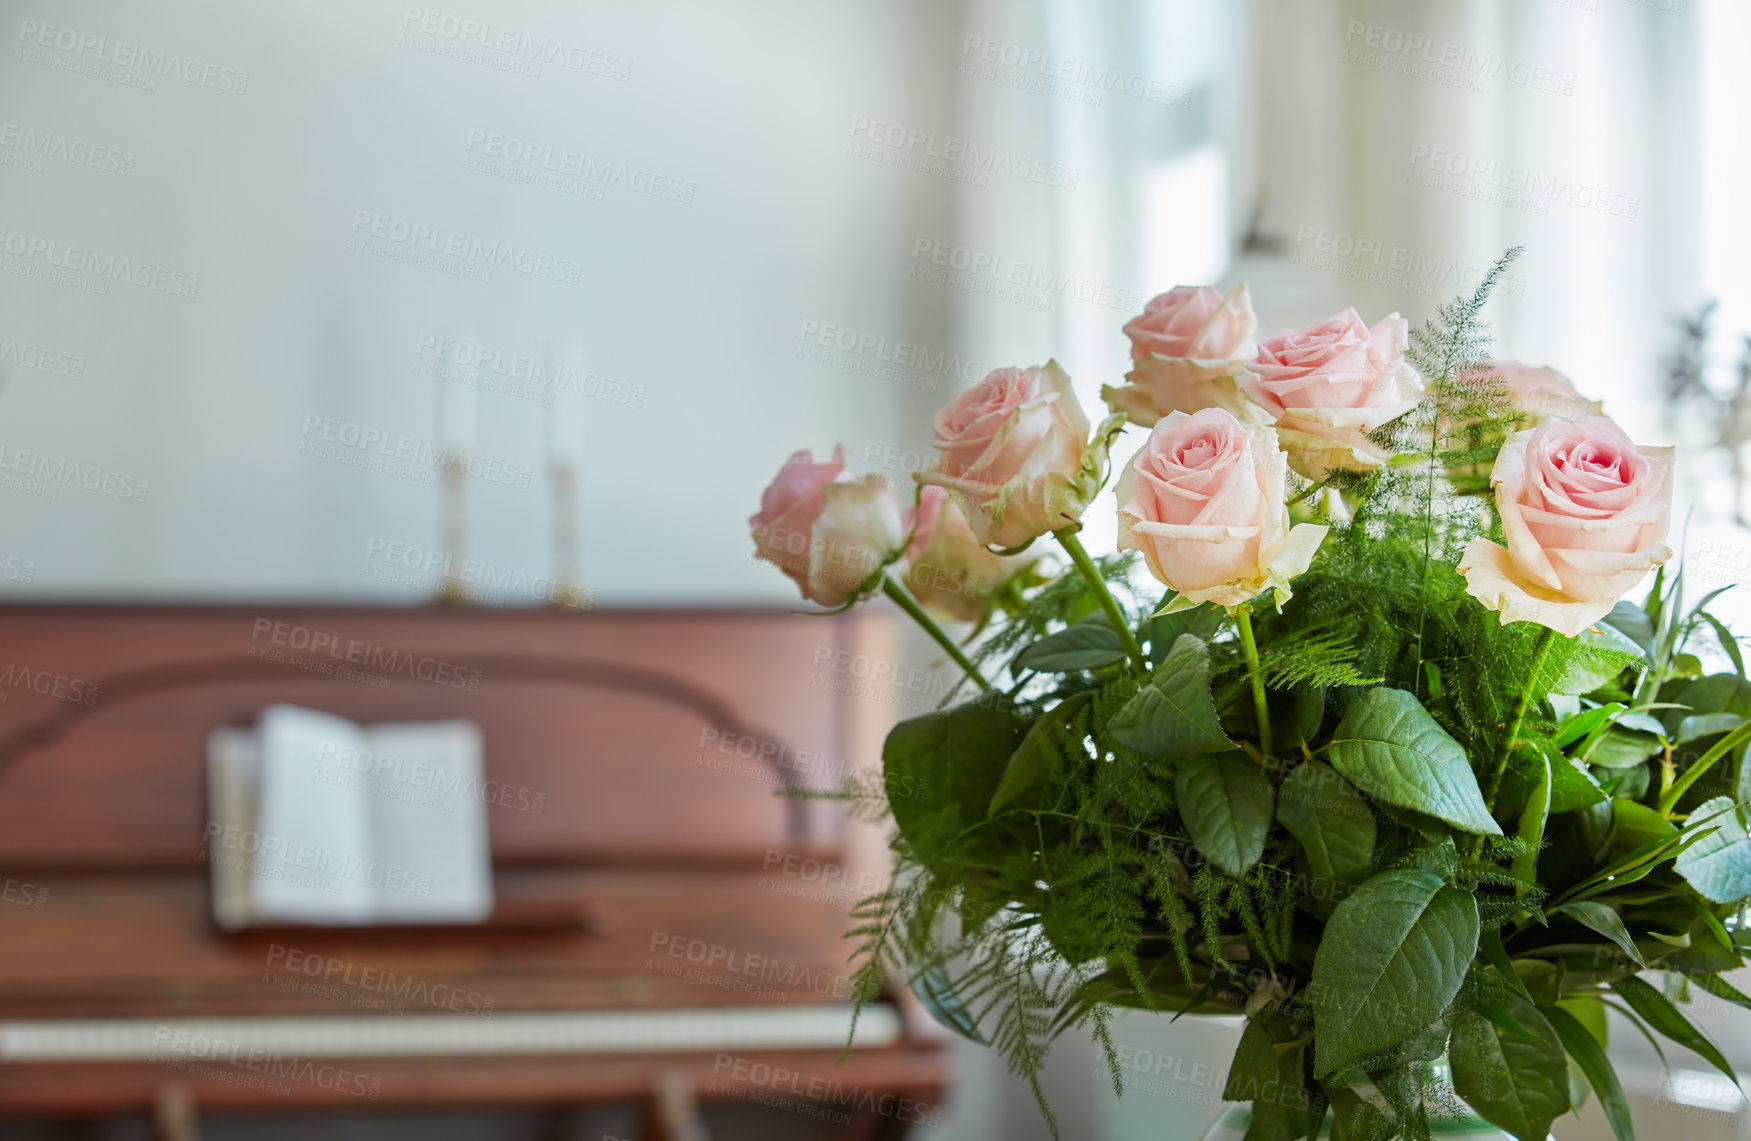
[0,1004,903,1061]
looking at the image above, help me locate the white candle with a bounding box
[441,373,475,458]
[548,338,585,468]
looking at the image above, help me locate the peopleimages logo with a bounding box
[15,19,249,93]
[0,335,84,379]
[1405,143,1639,220]
[398,7,630,80]
[347,211,584,285]
[0,122,133,175]
[461,130,695,203]
[846,116,1079,190]
[0,226,199,298]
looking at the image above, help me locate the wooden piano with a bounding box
[0,605,947,1138]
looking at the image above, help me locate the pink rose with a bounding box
[1238,309,1424,480]
[1484,362,1604,425]
[1104,285,1264,427]
[919,361,1092,549]
[899,487,1029,622]
[750,445,907,607]
[1115,408,1328,610]
[1459,416,1674,637]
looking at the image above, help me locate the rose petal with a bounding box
[1458,538,1616,638]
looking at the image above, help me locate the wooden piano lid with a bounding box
[0,605,906,1021]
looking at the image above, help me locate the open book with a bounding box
[205,704,494,928]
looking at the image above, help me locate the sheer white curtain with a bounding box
[1243,0,1701,432]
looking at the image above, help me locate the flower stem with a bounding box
[1484,626,1557,811]
[1285,478,1331,507]
[1053,527,1147,673]
[881,576,991,690]
[1234,605,1273,761]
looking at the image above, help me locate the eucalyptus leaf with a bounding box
[1324,688,1502,835]
[1451,991,1569,1141]
[1174,752,1274,878]
[1108,633,1232,757]
[1309,868,1480,1077]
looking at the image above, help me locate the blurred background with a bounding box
[1,0,1747,1137]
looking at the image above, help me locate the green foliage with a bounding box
[833,256,1751,1141]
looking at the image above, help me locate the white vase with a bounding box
[1197,1061,1551,1140]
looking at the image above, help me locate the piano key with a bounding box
[0,1004,903,1062]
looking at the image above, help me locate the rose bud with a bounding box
[1459,416,1674,637]
[1102,284,1266,427]
[900,486,1031,623]
[1238,309,1424,481]
[1115,407,1328,611]
[918,362,1092,550]
[749,445,906,608]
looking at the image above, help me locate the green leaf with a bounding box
[1309,868,1480,1077]
[1509,751,1551,891]
[1277,761,1376,888]
[987,692,1092,817]
[1451,991,1569,1141]
[1011,615,1127,673]
[1223,1019,1324,1141]
[1555,623,1646,695]
[1610,798,1676,856]
[1604,599,1655,654]
[1553,901,1643,967]
[1610,975,1742,1093]
[1688,971,1751,1014]
[1698,610,1745,678]
[1174,753,1274,879]
[1585,726,1662,769]
[1323,688,1502,836]
[1675,796,1751,904]
[1480,926,1535,1006]
[1140,600,1223,666]
[1545,748,1607,813]
[883,698,1032,859]
[1108,633,1232,757]
[913,963,986,1044]
[1678,713,1747,746]
[1552,702,1626,749]
[1546,1003,1635,1141]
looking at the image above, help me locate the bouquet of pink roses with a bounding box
[750,253,1749,1141]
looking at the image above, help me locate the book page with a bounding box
[203,727,259,931]
[251,705,376,923]
[356,721,493,922]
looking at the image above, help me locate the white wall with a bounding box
[0,0,965,604]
